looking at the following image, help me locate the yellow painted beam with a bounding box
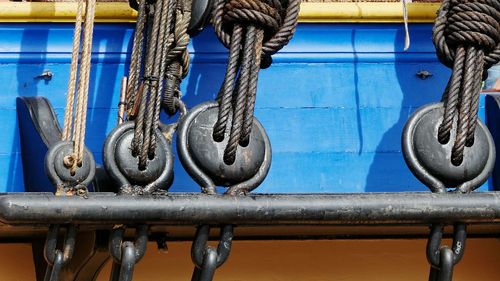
[300,3,440,23]
[0,2,439,23]
[0,3,138,23]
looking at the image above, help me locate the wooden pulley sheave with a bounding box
[402,0,499,280]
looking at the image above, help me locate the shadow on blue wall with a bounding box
[365,25,449,192]
[87,24,129,160]
[12,23,129,192]
[12,22,52,191]
[168,29,227,192]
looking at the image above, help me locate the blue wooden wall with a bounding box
[0,22,492,193]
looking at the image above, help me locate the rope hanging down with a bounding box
[212,0,300,165]
[61,0,97,174]
[433,0,499,166]
[125,0,192,171]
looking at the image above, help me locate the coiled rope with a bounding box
[212,0,300,165]
[125,0,192,170]
[61,0,97,174]
[434,0,499,166]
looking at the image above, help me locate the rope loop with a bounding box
[223,0,282,37]
[433,0,500,69]
[214,0,300,56]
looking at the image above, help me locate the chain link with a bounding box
[190,225,234,281]
[43,225,77,281]
[426,224,467,281]
[109,225,148,281]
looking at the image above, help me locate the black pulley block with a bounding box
[45,141,96,193]
[103,121,174,194]
[402,103,495,193]
[177,102,272,194]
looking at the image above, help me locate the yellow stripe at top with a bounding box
[0,2,439,23]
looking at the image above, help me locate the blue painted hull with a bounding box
[0,22,492,192]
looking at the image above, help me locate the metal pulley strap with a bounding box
[43,225,77,281]
[211,0,300,165]
[191,225,234,281]
[44,0,97,196]
[108,225,148,281]
[433,0,500,165]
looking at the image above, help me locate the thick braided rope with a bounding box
[62,0,84,142]
[212,25,243,142]
[433,0,499,165]
[223,26,256,164]
[126,0,193,170]
[214,0,300,56]
[132,0,164,169]
[149,0,174,153]
[156,0,178,117]
[240,29,264,146]
[161,0,192,115]
[433,0,500,69]
[126,0,148,117]
[212,0,299,164]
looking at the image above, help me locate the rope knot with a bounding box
[433,0,500,68]
[214,0,300,56]
[223,0,282,39]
